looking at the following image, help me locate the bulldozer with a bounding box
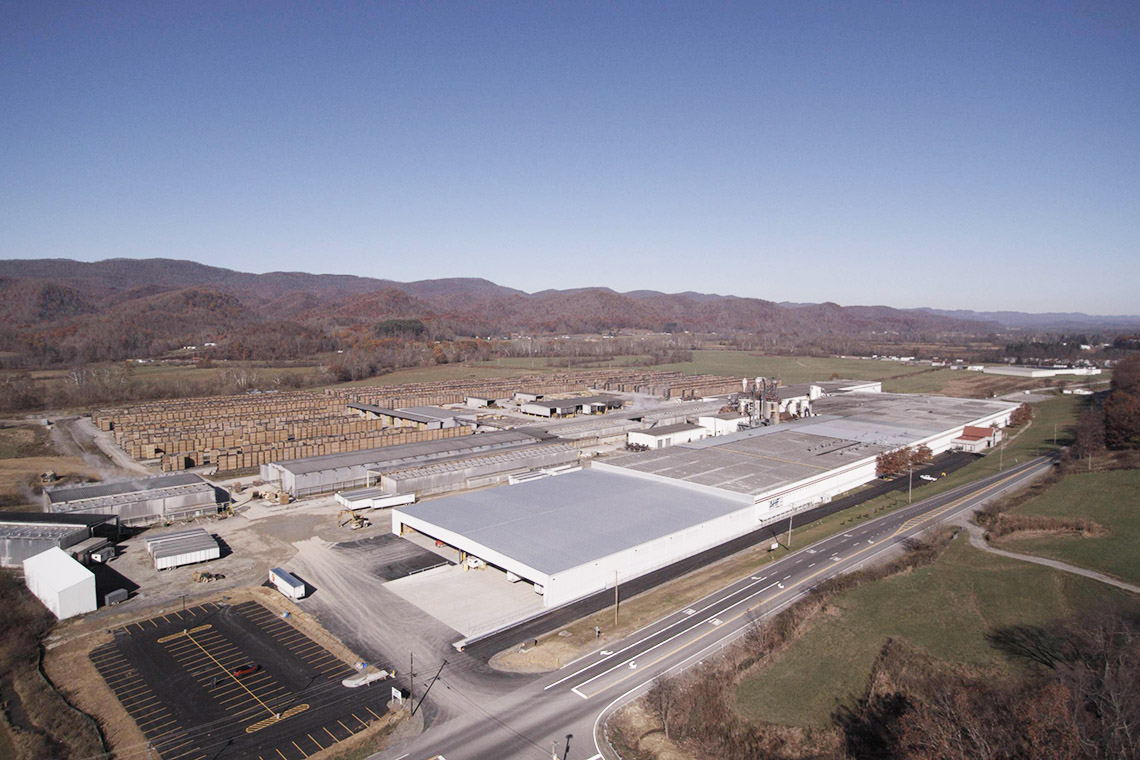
[337,509,371,530]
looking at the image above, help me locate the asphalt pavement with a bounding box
[373,455,1056,760]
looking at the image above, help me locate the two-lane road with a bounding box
[377,456,1054,760]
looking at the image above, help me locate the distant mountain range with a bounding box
[0,258,1135,365]
[913,308,1140,331]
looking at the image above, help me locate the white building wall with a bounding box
[391,510,553,592]
[543,504,765,607]
[698,416,747,436]
[628,428,708,449]
[23,549,96,619]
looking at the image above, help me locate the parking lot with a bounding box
[90,600,393,760]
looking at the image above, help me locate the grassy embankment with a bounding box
[494,394,1082,670]
[733,536,1134,726]
[999,468,1140,585]
[729,396,1134,728]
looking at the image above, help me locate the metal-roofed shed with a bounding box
[45,473,221,526]
[260,430,540,497]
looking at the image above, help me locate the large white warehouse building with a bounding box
[392,392,1017,609]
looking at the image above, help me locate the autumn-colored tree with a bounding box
[1111,354,1140,396]
[877,446,912,478]
[1010,403,1032,427]
[1104,389,1140,450]
[1073,405,1106,456]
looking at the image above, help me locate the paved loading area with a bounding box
[384,563,545,637]
[90,600,391,760]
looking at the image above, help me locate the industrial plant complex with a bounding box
[14,370,1020,627]
[4,362,1049,760]
[392,389,1016,609]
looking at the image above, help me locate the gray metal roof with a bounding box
[0,512,116,527]
[347,403,440,424]
[603,393,1017,497]
[270,430,538,475]
[146,527,218,559]
[395,469,749,577]
[639,423,704,436]
[0,523,87,541]
[45,473,209,505]
[401,406,473,419]
[526,395,622,410]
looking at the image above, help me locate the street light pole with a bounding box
[613,570,619,627]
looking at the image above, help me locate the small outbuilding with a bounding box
[23,547,97,619]
[628,423,708,450]
[698,412,749,437]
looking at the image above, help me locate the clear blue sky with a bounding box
[2,2,1137,313]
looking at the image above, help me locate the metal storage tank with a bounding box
[23,547,97,619]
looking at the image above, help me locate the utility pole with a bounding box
[613,570,619,627]
[1053,423,1057,447]
[786,513,793,549]
[999,445,1004,471]
[908,464,913,504]
[408,651,414,714]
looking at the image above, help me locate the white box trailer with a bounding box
[23,547,96,619]
[269,567,306,599]
[334,488,416,510]
[145,527,220,570]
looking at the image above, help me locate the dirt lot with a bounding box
[0,422,102,509]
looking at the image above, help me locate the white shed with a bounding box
[628,423,708,450]
[23,547,96,619]
[698,413,749,437]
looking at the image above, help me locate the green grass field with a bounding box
[734,537,1133,727]
[647,351,932,384]
[1000,468,1140,585]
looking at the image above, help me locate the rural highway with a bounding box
[375,456,1055,760]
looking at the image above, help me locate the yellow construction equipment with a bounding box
[337,509,371,530]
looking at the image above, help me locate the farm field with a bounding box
[1000,468,1140,585]
[733,537,1134,727]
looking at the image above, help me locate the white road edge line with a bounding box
[571,583,778,693]
[544,574,780,690]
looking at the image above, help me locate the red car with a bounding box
[232,664,260,677]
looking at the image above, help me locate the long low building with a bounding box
[44,473,223,527]
[979,365,1102,378]
[392,392,1017,609]
[261,430,543,497]
[519,395,624,418]
[0,512,118,568]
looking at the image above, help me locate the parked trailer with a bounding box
[145,527,220,571]
[333,489,416,510]
[269,567,306,599]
